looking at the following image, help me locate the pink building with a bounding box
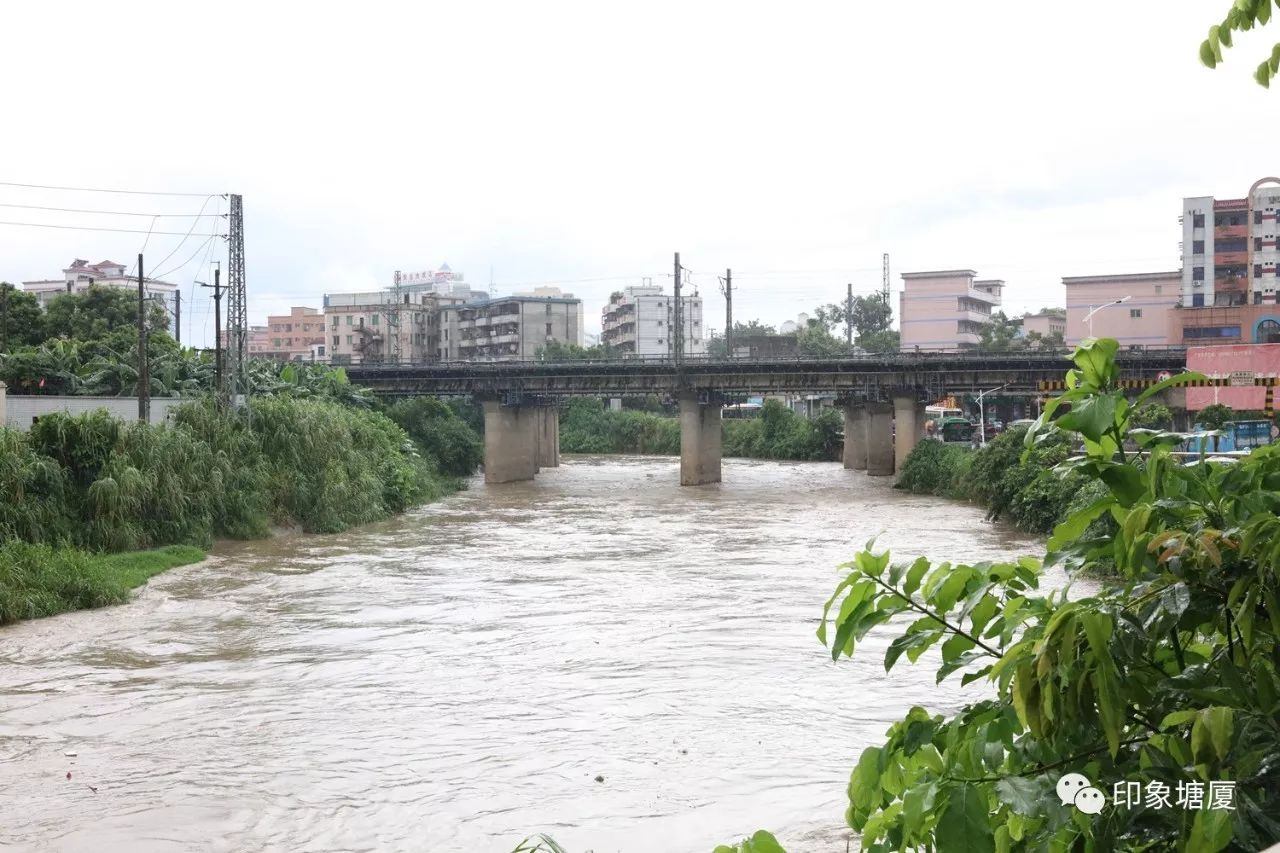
[899,270,1003,351]
[1063,271,1181,346]
[248,306,327,361]
[1185,343,1280,411]
[1019,310,1066,338]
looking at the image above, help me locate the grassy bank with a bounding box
[559,398,842,461]
[894,426,1109,535]
[0,395,482,625]
[0,543,206,625]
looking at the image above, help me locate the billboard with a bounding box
[1185,343,1280,410]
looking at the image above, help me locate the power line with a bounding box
[151,234,219,281]
[0,220,225,237]
[0,180,221,198]
[143,195,219,277]
[0,202,224,218]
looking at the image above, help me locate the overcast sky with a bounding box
[4,1,1279,348]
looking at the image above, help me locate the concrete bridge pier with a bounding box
[536,405,560,468]
[679,391,722,486]
[893,394,926,475]
[842,405,868,470]
[866,402,895,477]
[482,400,540,484]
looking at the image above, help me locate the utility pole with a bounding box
[201,267,225,401]
[672,252,682,365]
[225,194,247,405]
[845,282,854,346]
[137,254,150,422]
[1,284,8,353]
[388,269,402,364]
[720,268,732,359]
[173,290,181,345]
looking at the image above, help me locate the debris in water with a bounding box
[64,751,77,758]
[87,785,98,794]
[65,771,71,780]
[594,775,604,783]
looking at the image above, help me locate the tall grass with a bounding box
[0,542,205,625]
[0,396,482,623]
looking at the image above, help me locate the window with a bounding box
[372,314,380,326]
[1193,266,1205,281]
[1183,325,1241,339]
[656,319,664,327]
[1129,309,1142,318]
[1217,237,1247,253]
[1193,213,1205,228]
[1257,211,1265,224]
[1192,240,1205,254]
[1192,293,1205,307]
[1257,319,1280,343]
[273,338,281,347]
[331,317,338,328]
[332,335,339,347]
[346,315,353,326]
[346,335,353,344]
[1257,238,1265,251]
[545,323,553,336]
[1257,265,1265,277]
[286,324,292,332]
[1154,285,1162,294]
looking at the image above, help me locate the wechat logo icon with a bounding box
[1057,773,1106,815]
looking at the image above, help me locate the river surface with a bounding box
[0,455,1044,853]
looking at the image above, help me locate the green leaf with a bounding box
[902,781,939,838]
[1201,39,1219,68]
[903,557,930,596]
[1100,464,1146,507]
[1159,709,1198,729]
[1048,497,1116,553]
[996,776,1043,817]
[936,784,995,853]
[1188,807,1233,853]
[1201,706,1234,762]
[1055,395,1117,443]
[742,830,787,853]
[849,747,884,814]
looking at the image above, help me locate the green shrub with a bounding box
[894,440,973,497]
[387,397,484,477]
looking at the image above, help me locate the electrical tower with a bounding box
[882,253,891,305]
[225,194,248,402]
[388,269,403,364]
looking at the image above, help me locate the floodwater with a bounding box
[0,455,1045,853]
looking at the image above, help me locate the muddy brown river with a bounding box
[0,455,1042,853]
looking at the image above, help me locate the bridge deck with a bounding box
[346,350,1189,399]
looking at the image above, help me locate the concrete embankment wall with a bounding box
[0,384,184,430]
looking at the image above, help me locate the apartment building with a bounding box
[22,258,177,307]
[1063,272,1181,346]
[247,307,327,361]
[440,289,584,361]
[1016,309,1066,339]
[324,289,472,365]
[1181,179,1280,308]
[898,270,1002,350]
[600,284,705,357]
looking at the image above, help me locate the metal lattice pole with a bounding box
[226,194,248,403]
[389,270,402,364]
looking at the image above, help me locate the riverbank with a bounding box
[0,395,481,625]
[894,426,1107,535]
[0,543,207,625]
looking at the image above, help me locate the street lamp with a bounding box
[1084,295,1132,337]
[976,383,1007,447]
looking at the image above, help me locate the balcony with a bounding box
[966,287,1000,305]
[489,333,519,344]
[490,312,519,325]
[956,332,982,345]
[960,309,993,325]
[1215,224,1248,239]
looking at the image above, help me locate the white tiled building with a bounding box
[600,284,705,356]
[22,258,177,308]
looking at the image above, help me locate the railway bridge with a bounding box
[346,350,1188,486]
